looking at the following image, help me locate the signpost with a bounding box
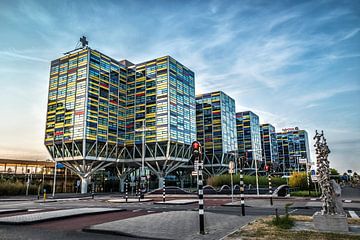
[239,157,245,216]
[229,161,235,204]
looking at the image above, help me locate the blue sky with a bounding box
[0,0,359,173]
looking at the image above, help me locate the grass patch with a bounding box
[271,203,294,229]
[271,214,294,229]
[290,190,320,197]
[226,216,360,240]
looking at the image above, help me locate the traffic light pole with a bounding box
[239,157,245,216]
[268,173,273,206]
[192,141,205,235]
[197,156,205,235]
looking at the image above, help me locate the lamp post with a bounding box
[135,120,150,194]
[246,149,260,195]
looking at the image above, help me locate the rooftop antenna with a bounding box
[64,36,89,55]
[80,36,88,48]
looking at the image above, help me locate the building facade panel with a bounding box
[236,111,262,167]
[196,91,237,173]
[277,127,310,173]
[260,123,278,165]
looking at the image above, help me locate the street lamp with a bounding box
[246,149,260,196]
[135,120,150,192]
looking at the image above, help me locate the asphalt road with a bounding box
[0,195,359,240]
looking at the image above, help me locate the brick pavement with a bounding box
[0,207,124,224]
[86,210,257,240]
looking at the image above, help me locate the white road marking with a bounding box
[288,209,298,214]
[349,211,359,219]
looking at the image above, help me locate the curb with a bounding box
[83,228,172,240]
[0,208,126,225]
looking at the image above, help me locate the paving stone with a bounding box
[86,210,256,240]
[0,207,123,224]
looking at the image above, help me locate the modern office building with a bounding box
[236,111,262,169]
[122,56,196,182]
[276,127,310,174]
[44,40,196,192]
[44,47,127,193]
[260,124,278,167]
[194,91,237,175]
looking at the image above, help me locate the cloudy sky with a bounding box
[0,0,359,173]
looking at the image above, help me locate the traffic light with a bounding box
[192,141,202,158]
[265,165,269,172]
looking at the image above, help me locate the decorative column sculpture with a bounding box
[313,130,348,232]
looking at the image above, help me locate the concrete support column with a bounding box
[81,177,89,194]
[120,177,126,193]
[158,176,165,188]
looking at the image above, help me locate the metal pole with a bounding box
[26,173,29,196]
[254,157,259,195]
[52,161,57,197]
[125,179,128,203]
[138,183,141,202]
[239,159,245,216]
[269,173,273,205]
[141,120,145,186]
[198,157,205,235]
[307,165,311,196]
[162,178,166,202]
[230,172,233,204]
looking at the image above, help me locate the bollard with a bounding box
[125,179,128,203]
[162,178,166,203]
[269,174,273,206]
[43,189,47,202]
[198,162,205,234]
[240,169,245,216]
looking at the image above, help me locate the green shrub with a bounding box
[290,190,320,197]
[289,172,308,190]
[0,180,39,196]
[206,174,286,188]
[271,203,294,229]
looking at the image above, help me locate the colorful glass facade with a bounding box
[276,128,310,173]
[236,111,262,167]
[195,91,237,174]
[260,124,278,165]
[45,48,127,161]
[45,48,196,187]
[124,56,196,147]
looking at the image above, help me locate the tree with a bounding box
[289,172,308,190]
[330,168,339,176]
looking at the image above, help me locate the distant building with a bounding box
[195,91,237,175]
[260,124,278,166]
[236,111,262,168]
[276,127,310,174]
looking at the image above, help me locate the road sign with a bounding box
[191,171,198,176]
[311,170,316,175]
[299,158,307,164]
[229,161,235,170]
[311,175,318,182]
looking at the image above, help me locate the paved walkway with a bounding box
[86,210,256,240]
[224,199,296,208]
[0,208,123,224]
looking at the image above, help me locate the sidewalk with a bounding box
[0,207,124,225]
[85,210,257,240]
